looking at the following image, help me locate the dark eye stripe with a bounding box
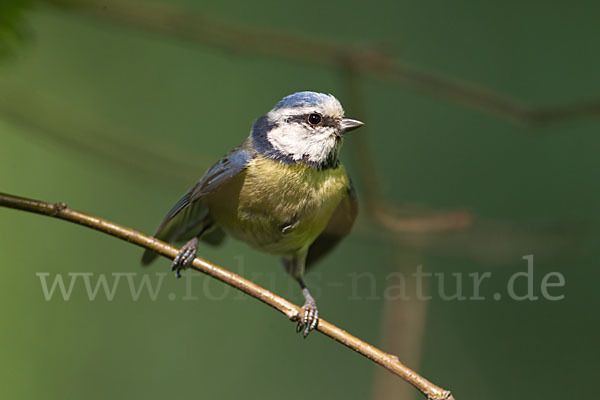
[288,114,337,127]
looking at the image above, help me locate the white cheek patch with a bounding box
[264,94,345,165]
[267,124,338,164]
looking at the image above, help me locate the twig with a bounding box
[45,0,600,125]
[0,191,455,400]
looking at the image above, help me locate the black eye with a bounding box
[307,113,322,125]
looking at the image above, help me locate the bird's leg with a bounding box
[282,252,319,337]
[171,237,198,278]
[296,277,319,338]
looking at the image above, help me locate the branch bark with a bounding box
[0,191,455,400]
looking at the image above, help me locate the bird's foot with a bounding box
[296,299,319,338]
[171,238,198,278]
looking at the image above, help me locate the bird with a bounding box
[141,91,363,337]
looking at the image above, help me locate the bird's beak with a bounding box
[339,118,364,134]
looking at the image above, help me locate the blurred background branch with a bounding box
[42,0,600,125]
[0,81,206,189]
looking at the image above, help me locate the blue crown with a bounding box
[274,91,331,109]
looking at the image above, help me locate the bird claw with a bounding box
[296,301,319,338]
[171,238,198,279]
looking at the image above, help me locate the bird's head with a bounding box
[251,91,363,170]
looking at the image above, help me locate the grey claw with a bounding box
[171,238,198,279]
[298,302,319,338]
[171,255,181,271]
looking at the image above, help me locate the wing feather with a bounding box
[141,146,252,265]
[306,181,358,269]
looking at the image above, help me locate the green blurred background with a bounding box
[1,1,599,399]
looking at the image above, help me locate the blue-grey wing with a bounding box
[306,181,358,269]
[141,146,253,265]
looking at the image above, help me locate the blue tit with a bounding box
[142,91,363,337]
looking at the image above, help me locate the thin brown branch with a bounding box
[45,0,600,125]
[0,191,455,400]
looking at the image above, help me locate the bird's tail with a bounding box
[140,224,177,266]
[141,225,226,266]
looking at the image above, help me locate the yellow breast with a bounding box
[208,156,350,255]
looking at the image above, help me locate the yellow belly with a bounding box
[207,156,350,255]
